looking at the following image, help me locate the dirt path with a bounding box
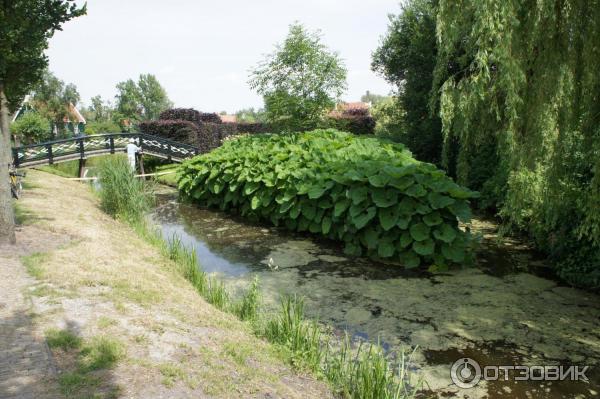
[0,251,56,399]
[0,170,332,399]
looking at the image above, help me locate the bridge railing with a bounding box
[12,133,200,167]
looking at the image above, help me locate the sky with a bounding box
[46,0,399,114]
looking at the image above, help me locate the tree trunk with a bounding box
[0,83,16,244]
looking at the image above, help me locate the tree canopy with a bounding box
[372,0,442,165]
[249,23,347,131]
[0,0,86,111]
[115,74,172,124]
[433,0,600,287]
[0,0,85,244]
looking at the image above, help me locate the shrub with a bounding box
[178,129,477,268]
[139,119,199,144]
[159,108,202,124]
[97,156,154,223]
[324,114,376,135]
[159,108,223,124]
[10,112,51,144]
[234,122,272,134]
[85,120,122,134]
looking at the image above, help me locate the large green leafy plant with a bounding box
[178,129,477,268]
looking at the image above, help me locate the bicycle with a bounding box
[9,166,26,199]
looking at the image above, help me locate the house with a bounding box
[219,114,237,123]
[329,101,371,118]
[63,102,86,134]
[12,99,87,136]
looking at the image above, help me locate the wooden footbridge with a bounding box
[12,133,200,176]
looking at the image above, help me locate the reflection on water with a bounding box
[151,192,600,399]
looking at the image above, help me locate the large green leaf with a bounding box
[428,192,455,209]
[349,186,369,204]
[433,224,458,243]
[244,181,260,195]
[352,207,377,229]
[448,201,472,222]
[423,212,443,226]
[334,198,351,217]
[389,176,414,190]
[322,217,333,234]
[377,238,395,258]
[413,239,435,256]
[371,188,398,208]
[361,227,379,249]
[308,186,328,199]
[400,251,420,269]
[398,231,413,249]
[368,173,390,187]
[409,223,430,241]
[406,184,426,198]
[442,243,465,262]
[378,206,399,231]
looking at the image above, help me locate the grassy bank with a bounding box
[97,156,423,398]
[15,169,333,398]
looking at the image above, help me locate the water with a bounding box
[151,191,600,398]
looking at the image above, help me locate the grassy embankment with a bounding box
[96,155,423,399]
[16,168,333,398]
[19,155,423,398]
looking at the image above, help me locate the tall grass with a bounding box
[99,159,423,399]
[96,156,153,223]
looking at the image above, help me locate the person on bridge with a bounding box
[126,138,141,171]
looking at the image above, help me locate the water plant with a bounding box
[96,155,154,223]
[178,129,477,269]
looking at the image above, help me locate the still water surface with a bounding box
[152,191,600,398]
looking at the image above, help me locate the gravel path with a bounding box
[0,242,56,399]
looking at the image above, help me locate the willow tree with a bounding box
[0,0,85,244]
[434,0,600,286]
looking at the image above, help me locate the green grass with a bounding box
[45,329,124,398]
[97,316,118,329]
[153,164,180,187]
[46,328,82,351]
[14,202,35,225]
[79,336,124,371]
[21,252,49,279]
[96,156,154,223]
[159,363,186,387]
[59,372,101,396]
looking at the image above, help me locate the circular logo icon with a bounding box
[450,358,482,389]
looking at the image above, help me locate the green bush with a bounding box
[178,129,477,268]
[10,112,51,144]
[97,156,154,223]
[85,120,122,134]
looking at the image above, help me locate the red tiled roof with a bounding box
[220,114,237,123]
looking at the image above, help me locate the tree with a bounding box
[249,23,347,131]
[30,70,81,136]
[372,0,442,165]
[235,107,266,123]
[115,79,141,121]
[115,74,172,124]
[371,96,405,139]
[137,74,172,120]
[10,112,51,144]
[360,91,388,107]
[85,95,113,122]
[0,0,85,244]
[434,0,600,287]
